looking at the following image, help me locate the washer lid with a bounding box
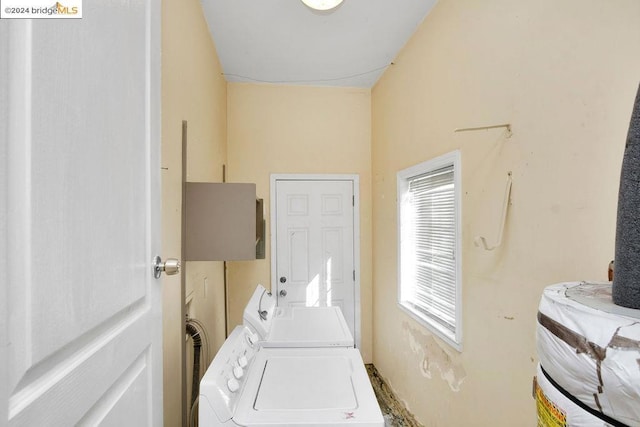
[255,356,356,410]
[234,347,384,426]
[264,306,354,347]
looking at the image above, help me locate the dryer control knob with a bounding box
[233,366,244,379]
[237,355,248,368]
[246,332,259,347]
[227,378,240,393]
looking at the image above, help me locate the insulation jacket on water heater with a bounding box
[613,83,640,310]
[535,282,640,427]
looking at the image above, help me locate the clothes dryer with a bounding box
[243,284,354,348]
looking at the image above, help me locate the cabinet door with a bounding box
[185,182,257,261]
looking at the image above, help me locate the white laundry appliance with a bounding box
[243,284,354,348]
[199,325,384,426]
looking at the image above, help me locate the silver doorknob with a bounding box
[153,256,181,279]
[279,289,287,297]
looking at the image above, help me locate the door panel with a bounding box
[322,227,345,308]
[77,350,150,426]
[289,228,310,284]
[275,180,355,340]
[4,0,162,424]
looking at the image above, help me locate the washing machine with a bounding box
[199,325,384,426]
[243,284,354,348]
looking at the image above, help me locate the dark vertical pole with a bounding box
[223,164,229,338]
[613,84,640,309]
[180,120,188,427]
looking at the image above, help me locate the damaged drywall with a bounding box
[402,321,466,392]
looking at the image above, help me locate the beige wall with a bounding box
[226,83,374,362]
[371,0,640,425]
[161,0,227,424]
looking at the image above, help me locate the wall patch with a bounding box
[403,321,466,392]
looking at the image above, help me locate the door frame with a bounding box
[1,21,8,424]
[270,174,361,349]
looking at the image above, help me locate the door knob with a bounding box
[153,256,181,279]
[279,276,287,283]
[279,289,287,297]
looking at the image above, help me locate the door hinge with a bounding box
[353,270,355,281]
[352,195,355,206]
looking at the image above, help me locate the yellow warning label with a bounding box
[535,381,567,427]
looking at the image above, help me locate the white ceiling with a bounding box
[200,0,438,88]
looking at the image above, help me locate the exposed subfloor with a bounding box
[365,364,423,427]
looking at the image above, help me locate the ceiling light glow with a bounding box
[301,0,344,11]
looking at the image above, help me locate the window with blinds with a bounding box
[397,151,462,350]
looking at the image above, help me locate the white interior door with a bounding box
[2,1,162,425]
[273,177,358,343]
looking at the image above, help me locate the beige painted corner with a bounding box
[161,0,227,424]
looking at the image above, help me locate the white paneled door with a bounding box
[2,1,162,425]
[273,178,358,344]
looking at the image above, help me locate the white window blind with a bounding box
[407,165,456,331]
[397,150,461,350]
